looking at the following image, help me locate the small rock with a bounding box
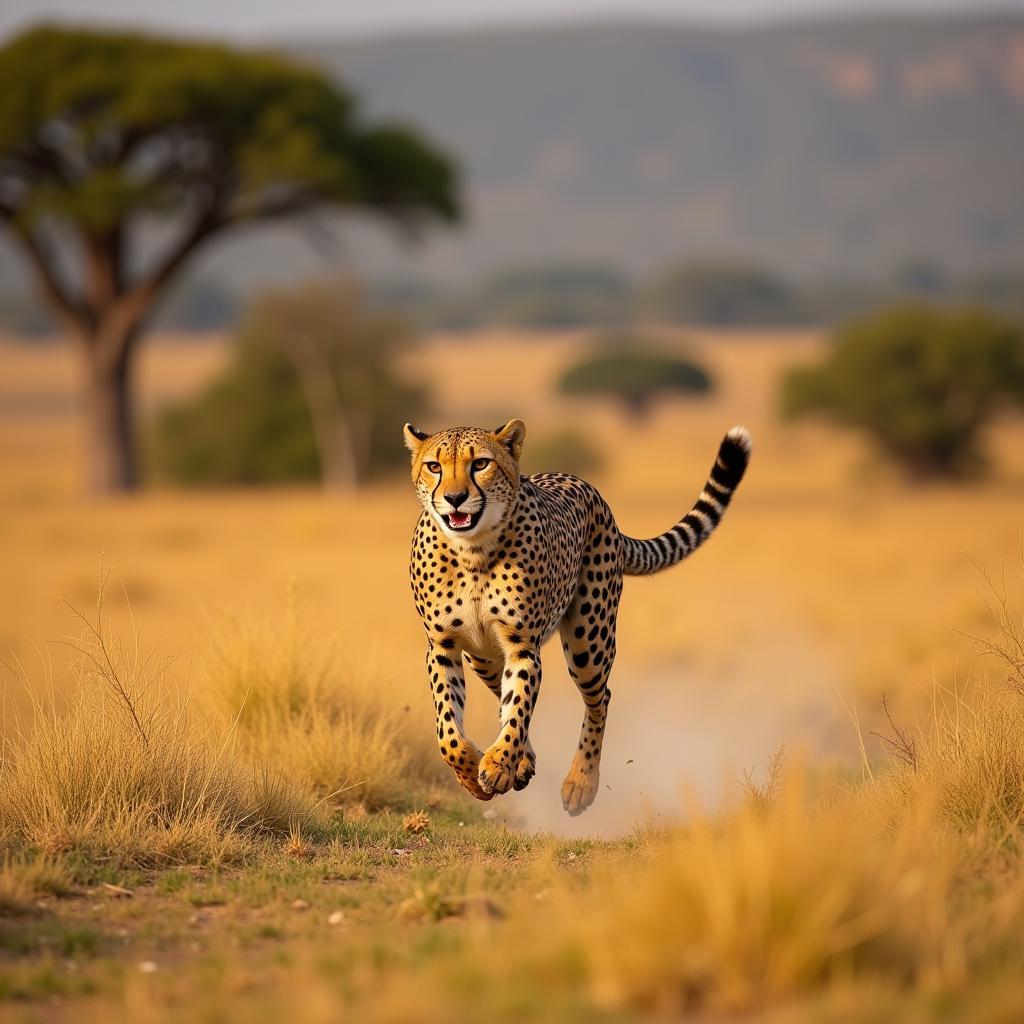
[291,899,310,911]
[327,910,345,926]
[101,882,134,898]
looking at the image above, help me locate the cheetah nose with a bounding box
[444,491,468,509]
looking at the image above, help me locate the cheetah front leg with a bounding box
[426,641,493,801]
[465,653,536,791]
[477,637,542,797]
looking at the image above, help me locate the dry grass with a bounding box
[0,853,71,916]
[0,586,312,869]
[198,589,445,811]
[579,793,958,1013]
[2,329,1024,1019]
[0,612,1022,1020]
[869,682,1024,841]
[40,652,1024,1023]
[570,766,1017,1016]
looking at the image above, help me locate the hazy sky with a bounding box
[1,0,1021,42]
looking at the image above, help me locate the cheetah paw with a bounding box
[512,749,536,792]
[561,758,600,816]
[478,746,515,796]
[456,771,496,802]
[448,743,495,801]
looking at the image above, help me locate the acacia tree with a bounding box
[782,305,1024,478]
[558,334,713,419]
[0,26,459,492]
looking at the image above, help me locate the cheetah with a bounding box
[404,419,751,815]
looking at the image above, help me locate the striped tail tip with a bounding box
[714,425,752,488]
[621,425,751,576]
[724,425,752,457]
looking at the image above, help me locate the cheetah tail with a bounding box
[622,426,751,576]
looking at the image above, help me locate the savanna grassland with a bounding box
[1,328,1024,1022]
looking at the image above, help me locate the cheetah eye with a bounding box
[471,458,492,472]
[425,461,442,473]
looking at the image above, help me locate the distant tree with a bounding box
[650,259,803,326]
[152,279,426,489]
[782,305,1024,478]
[558,334,713,419]
[0,26,459,492]
[476,264,633,327]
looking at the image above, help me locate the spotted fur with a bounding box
[404,419,751,815]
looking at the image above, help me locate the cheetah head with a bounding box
[403,419,526,543]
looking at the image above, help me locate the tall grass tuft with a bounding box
[871,553,1024,841]
[578,779,967,1014]
[0,587,312,869]
[200,592,445,811]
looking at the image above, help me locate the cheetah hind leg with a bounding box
[464,652,537,792]
[559,690,609,815]
[558,612,616,816]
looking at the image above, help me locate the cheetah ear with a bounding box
[403,422,429,454]
[494,418,526,462]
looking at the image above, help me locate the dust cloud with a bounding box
[474,626,850,838]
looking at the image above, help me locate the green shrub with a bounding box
[782,304,1024,478]
[151,340,321,485]
[150,279,428,488]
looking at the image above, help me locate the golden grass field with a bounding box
[1,326,1023,1021]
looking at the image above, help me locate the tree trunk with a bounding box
[12,213,212,494]
[322,417,360,492]
[83,344,137,494]
[285,337,361,492]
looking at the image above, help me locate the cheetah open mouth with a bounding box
[443,508,483,532]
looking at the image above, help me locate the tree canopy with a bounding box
[0,26,460,490]
[782,305,1024,478]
